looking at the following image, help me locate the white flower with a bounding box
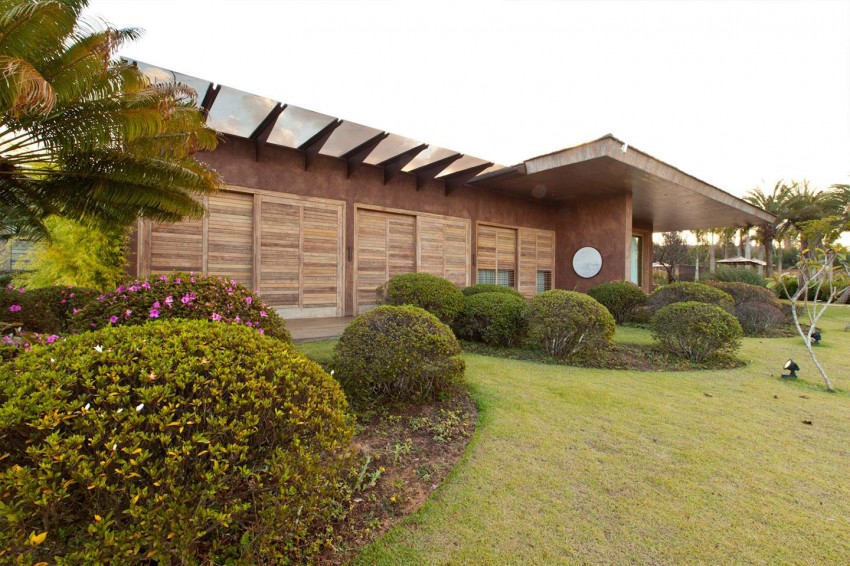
[94,345,103,353]
[116,408,123,414]
[135,403,144,412]
[50,357,55,363]
[330,369,335,376]
[84,403,91,410]
[112,443,117,450]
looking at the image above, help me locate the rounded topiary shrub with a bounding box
[1,285,98,334]
[461,283,523,298]
[705,281,781,309]
[71,273,290,342]
[651,301,743,362]
[524,289,615,358]
[333,305,464,403]
[587,281,648,324]
[648,282,734,313]
[453,292,527,346]
[734,302,786,336]
[383,272,464,324]
[0,320,353,564]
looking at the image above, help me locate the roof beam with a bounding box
[341,131,389,178]
[378,143,428,185]
[441,162,494,196]
[466,163,526,185]
[298,119,342,170]
[409,153,463,190]
[199,84,221,119]
[250,103,286,161]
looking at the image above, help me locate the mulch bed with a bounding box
[319,387,477,564]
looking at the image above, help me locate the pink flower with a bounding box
[149,309,159,318]
[245,296,252,305]
[44,335,58,345]
[234,315,241,323]
[164,295,174,307]
[116,286,126,293]
[5,284,11,290]
[181,293,193,305]
[259,310,267,317]
[124,309,132,318]
[69,293,75,298]
[152,301,161,309]
[9,305,21,312]
[210,313,222,321]
[158,275,169,282]
[73,308,82,315]
[128,285,141,292]
[109,315,119,324]
[227,287,234,294]
[257,328,264,335]
[246,321,253,327]
[60,299,67,304]
[230,279,237,285]
[17,288,25,293]
[141,282,151,290]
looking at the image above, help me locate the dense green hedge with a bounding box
[1,285,97,334]
[651,301,743,362]
[648,282,735,313]
[453,292,527,346]
[461,284,523,298]
[587,281,648,324]
[525,290,615,358]
[774,274,850,302]
[706,281,785,335]
[70,273,290,342]
[333,305,464,403]
[0,320,353,563]
[383,273,464,324]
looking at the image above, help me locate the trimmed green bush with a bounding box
[383,272,464,324]
[453,292,527,346]
[0,285,98,334]
[71,273,290,342]
[525,290,615,358]
[703,266,767,286]
[774,274,850,302]
[0,320,353,563]
[333,305,465,403]
[651,301,743,362]
[705,281,781,309]
[648,282,734,313]
[461,283,523,298]
[587,281,648,324]
[735,302,786,335]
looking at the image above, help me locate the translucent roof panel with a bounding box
[364,134,426,165]
[267,105,336,149]
[319,121,384,158]
[402,146,459,172]
[132,61,211,107]
[437,155,493,177]
[206,86,278,138]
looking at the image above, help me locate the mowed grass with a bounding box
[298,307,850,564]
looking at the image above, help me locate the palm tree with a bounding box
[744,181,793,277]
[1,0,222,239]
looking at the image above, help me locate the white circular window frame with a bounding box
[572,246,603,279]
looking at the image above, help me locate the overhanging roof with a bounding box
[470,135,776,231]
[132,60,774,231]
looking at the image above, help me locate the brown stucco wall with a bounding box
[198,136,559,315]
[555,193,633,292]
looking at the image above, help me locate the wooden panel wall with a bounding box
[149,216,204,273]
[208,192,254,286]
[518,227,556,297]
[417,216,470,287]
[355,209,416,312]
[140,188,345,318]
[477,225,517,273]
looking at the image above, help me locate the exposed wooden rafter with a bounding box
[409,153,463,191]
[199,84,221,120]
[440,162,494,196]
[378,143,428,185]
[250,103,286,161]
[299,119,343,171]
[341,132,389,178]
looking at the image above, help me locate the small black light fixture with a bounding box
[782,359,800,379]
[811,330,821,346]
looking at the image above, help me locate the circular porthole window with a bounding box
[572,247,603,278]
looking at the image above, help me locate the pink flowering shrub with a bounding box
[70,273,290,342]
[0,322,60,362]
[0,285,97,334]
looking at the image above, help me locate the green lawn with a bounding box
[299,306,850,564]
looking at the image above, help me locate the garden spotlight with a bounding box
[782,360,799,379]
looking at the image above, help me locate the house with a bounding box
[129,61,775,320]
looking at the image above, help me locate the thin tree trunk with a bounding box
[765,236,774,278]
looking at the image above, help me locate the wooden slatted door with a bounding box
[208,192,254,286]
[417,216,470,287]
[476,224,517,288]
[259,196,344,318]
[148,214,204,274]
[518,228,555,297]
[356,209,416,313]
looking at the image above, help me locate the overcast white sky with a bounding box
[86,0,850,200]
